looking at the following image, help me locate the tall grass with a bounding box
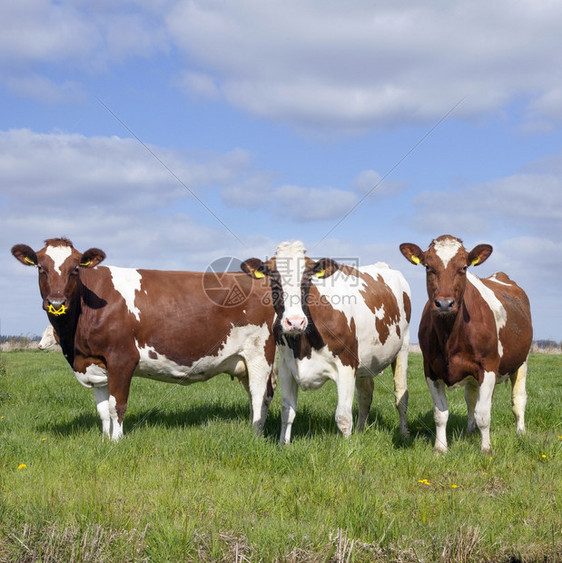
[0,350,560,562]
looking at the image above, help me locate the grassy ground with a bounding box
[0,351,560,562]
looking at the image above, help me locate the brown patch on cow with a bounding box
[357,273,402,345]
[149,350,158,360]
[403,291,412,323]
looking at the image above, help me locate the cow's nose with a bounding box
[434,299,455,313]
[282,315,308,333]
[47,297,68,315]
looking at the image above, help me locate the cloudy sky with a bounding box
[1,0,561,340]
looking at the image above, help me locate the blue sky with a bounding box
[1,1,561,340]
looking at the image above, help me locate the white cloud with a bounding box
[411,171,562,239]
[166,0,562,132]
[3,74,85,104]
[275,184,358,221]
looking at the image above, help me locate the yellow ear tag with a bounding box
[411,255,420,265]
[254,270,265,279]
[315,269,326,278]
[80,259,91,267]
[471,257,480,266]
[24,257,36,265]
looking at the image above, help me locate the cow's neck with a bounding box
[432,301,470,353]
[277,323,325,361]
[48,297,80,367]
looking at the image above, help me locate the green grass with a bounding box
[0,351,560,562]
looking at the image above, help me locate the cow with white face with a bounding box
[38,325,60,350]
[400,235,533,454]
[12,238,276,440]
[242,241,411,444]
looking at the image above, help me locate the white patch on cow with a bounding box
[275,241,308,321]
[489,274,512,286]
[74,364,108,388]
[468,272,507,357]
[135,323,271,383]
[46,245,73,274]
[108,266,142,321]
[433,237,462,268]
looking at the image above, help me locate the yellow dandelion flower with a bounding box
[541,454,547,459]
[451,484,458,489]
[41,437,47,442]
[18,464,27,470]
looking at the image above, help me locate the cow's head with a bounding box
[12,238,106,318]
[242,241,339,335]
[400,235,492,315]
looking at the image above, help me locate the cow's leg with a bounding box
[106,360,136,441]
[335,369,356,438]
[279,361,298,445]
[93,385,112,438]
[391,345,409,437]
[426,377,449,453]
[474,371,495,454]
[242,356,275,436]
[355,376,374,432]
[465,378,479,434]
[510,361,527,435]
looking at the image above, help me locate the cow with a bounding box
[38,324,60,350]
[242,240,411,444]
[12,238,276,440]
[399,234,532,454]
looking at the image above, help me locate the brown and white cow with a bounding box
[12,238,276,440]
[242,241,411,444]
[400,235,532,453]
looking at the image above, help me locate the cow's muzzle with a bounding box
[46,298,68,316]
[434,298,455,314]
[281,315,308,334]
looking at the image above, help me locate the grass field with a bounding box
[0,350,560,562]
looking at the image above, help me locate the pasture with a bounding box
[0,350,560,562]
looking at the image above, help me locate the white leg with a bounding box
[94,386,112,438]
[355,376,374,432]
[392,345,409,437]
[334,368,356,438]
[475,371,495,454]
[465,379,479,434]
[510,361,527,435]
[108,393,123,441]
[426,377,449,453]
[279,354,298,445]
[245,358,274,436]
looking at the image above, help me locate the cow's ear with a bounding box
[241,258,267,279]
[79,248,106,268]
[399,243,424,266]
[313,258,339,279]
[12,244,38,266]
[467,244,492,267]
